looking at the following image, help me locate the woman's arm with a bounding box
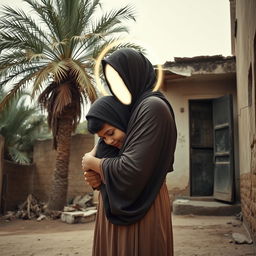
[82,153,102,174]
[82,144,102,188]
[89,144,97,156]
[82,155,102,188]
[81,144,97,171]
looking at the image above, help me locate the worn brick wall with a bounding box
[233,0,256,242]
[33,138,56,202]
[3,161,34,211]
[240,172,256,242]
[67,134,95,200]
[33,134,94,203]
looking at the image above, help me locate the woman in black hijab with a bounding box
[83,49,177,256]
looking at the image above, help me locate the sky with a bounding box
[0,0,232,64]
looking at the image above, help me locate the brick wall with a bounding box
[2,161,34,211]
[0,134,94,212]
[33,133,94,202]
[33,138,56,202]
[240,171,256,243]
[232,0,256,242]
[67,134,95,200]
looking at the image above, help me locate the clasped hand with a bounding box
[82,153,102,189]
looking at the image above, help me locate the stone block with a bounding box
[61,210,97,224]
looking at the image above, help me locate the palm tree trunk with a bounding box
[47,109,73,211]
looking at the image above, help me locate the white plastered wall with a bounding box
[163,77,238,197]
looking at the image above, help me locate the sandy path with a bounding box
[0,215,255,256]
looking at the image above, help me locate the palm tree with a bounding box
[0,0,140,210]
[0,88,46,164]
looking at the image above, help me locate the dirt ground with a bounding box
[0,215,255,256]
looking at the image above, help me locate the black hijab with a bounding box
[102,49,157,108]
[102,48,176,134]
[86,95,130,134]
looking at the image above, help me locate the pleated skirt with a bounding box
[92,183,173,256]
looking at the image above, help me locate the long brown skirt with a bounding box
[92,183,173,256]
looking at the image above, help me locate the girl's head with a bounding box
[86,96,130,149]
[88,119,126,149]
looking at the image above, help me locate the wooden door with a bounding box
[213,95,234,202]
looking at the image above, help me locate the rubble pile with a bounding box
[67,193,95,210]
[3,194,49,221]
[2,192,97,223]
[61,193,97,224]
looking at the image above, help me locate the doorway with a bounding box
[189,100,214,196]
[189,95,235,202]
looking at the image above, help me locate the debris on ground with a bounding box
[2,192,97,224]
[226,220,241,227]
[2,194,49,221]
[61,193,97,224]
[37,214,47,222]
[231,232,253,244]
[235,211,243,221]
[73,193,94,208]
[3,211,16,221]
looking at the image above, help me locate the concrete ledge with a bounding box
[173,199,241,216]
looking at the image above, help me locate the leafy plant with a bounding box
[0,88,46,164]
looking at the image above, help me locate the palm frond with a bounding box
[78,0,100,32]
[0,87,46,164]
[92,5,136,35]
[50,61,69,82]
[52,83,72,114]
[82,36,146,62]
[32,66,52,96]
[0,5,51,45]
[68,59,97,102]
[0,15,44,53]
[0,64,44,90]
[0,71,39,111]
[72,4,136,60]
[25,0,61,38]
[0,12,60,61]
[8,147,31,164]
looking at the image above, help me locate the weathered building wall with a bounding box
[33,134,94,203]
[163,74,238,201]
[233,0,256,242]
